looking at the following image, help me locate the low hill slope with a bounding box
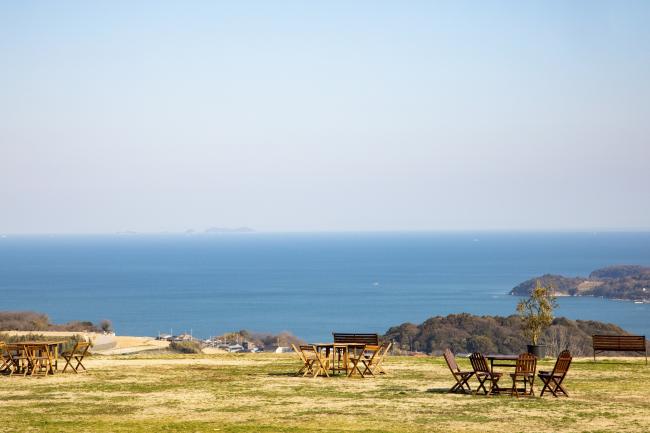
[383,313,630,356]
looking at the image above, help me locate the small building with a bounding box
[228,344,244,353]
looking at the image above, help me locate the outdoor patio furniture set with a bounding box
[444,348,573,397]
[292,333,391,378]
[0,340,90,376]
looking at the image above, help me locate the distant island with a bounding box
[510,265,650,302]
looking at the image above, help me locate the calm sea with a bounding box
[1,232,649,342]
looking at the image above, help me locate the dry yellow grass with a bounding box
[1,353,648,432]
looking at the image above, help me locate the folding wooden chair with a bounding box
[346,344,368,378]
[469,352,502,395]
[509,353,537,397]
[298,345,330,378]
[443,348,474,394]
[7,344,31,376]
[62,341,90,373]
[26,344,55,376]
[361,341,391,376]
[358,342,390,377]
[538,350,572,397]
[0,342,14,375]
[291,344,311,376]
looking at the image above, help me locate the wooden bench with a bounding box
[592,335,647,364]
[332,333,379,346]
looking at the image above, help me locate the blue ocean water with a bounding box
[1,232,649,342]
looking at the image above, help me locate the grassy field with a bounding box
[1,353,648,433]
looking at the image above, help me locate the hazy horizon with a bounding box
[2,1,649,234]
[3,227,650,236]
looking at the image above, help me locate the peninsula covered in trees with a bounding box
[509,265,650,302]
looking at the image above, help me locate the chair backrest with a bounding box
[299,345,318,358]
[380,341,392,357]
[443,348,460,373]
[551,350,572,376]
[332,333,379,345]
[469,352,490,373]
[291,343,305,359]
[73,341,91,356]
[515,353,537,374]
[0,342,8,360]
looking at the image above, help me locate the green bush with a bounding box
[169,340,202,354]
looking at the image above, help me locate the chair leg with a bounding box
[75,357,87,372]
[474,375,488,395]
[511,376,519,398]
[488,377,499,396]
[62,355,74,373]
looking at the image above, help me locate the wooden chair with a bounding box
[443,348,474,394]
[346,344,368,378]
[360,342,392,377]
[7,344,31,376]
[62,341,90,373]
[469,352,502,395]
[509,353,537,397]
[297,345,330,378]
[0,342,15,375]
[26,344,55,376]
[538,350,572,397]
[291,344,311,376]
[368,341,392,375]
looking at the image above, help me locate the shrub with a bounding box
[170,340,202,354]
[516,280,558,345]
[100,320,113,333]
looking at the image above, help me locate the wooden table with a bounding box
[485,354,518,373]
[9,340,66,375]
[310,342,366,376]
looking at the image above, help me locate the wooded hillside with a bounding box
[383,313,630,356]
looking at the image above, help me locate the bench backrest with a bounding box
[593,335,646,351]
[332,333,379,345]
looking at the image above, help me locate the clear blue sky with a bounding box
[1,1,649,233]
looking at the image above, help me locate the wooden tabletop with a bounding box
[9,340,66,346]
[485,354,518,361]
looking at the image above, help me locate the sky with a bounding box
[1,1,649,233]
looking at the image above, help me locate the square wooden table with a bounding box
[9,341,66,374]
[310,342,366,376]
[485,354,518,372]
